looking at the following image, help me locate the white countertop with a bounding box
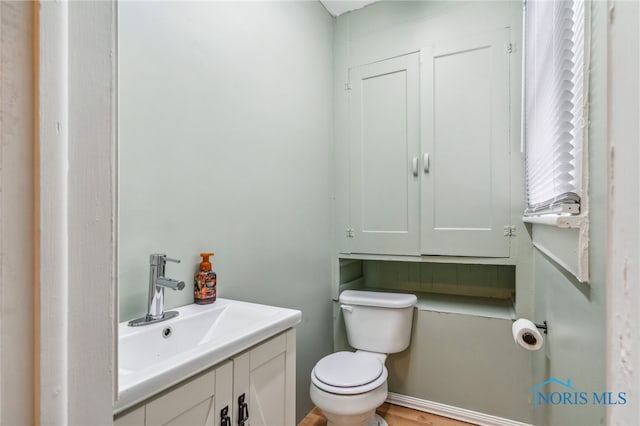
[114,298,301,414]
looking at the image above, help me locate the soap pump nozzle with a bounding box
[199,252,214,271]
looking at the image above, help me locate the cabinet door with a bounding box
[146,369,216,426]
[114,406,145,426]
[214,361,234,426]
[349,53,421,255]
[420,30,511,257]
[233,330,296,426]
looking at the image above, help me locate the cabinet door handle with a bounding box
[238,393,249,426]
[221,406,231,426]
[412,157,419,177]
[423,153,430,173]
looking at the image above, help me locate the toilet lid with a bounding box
[313,352,383,388]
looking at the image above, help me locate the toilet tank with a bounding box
[339,290,417,354]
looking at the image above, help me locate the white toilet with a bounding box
[310,290,417,426]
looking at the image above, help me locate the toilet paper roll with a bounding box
[512,318,544,351]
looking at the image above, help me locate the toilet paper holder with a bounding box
[512,319,547,351]
[534,321,548,335]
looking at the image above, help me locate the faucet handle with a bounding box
[149,253,181,266]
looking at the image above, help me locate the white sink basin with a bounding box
[114,298,301,413]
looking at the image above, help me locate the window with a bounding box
[524,0,587,216]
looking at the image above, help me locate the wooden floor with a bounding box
[298,403,476,426]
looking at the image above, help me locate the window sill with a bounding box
[522,214,586,229]
[523,215,589,283]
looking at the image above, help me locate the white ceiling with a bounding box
[320,1,380,17]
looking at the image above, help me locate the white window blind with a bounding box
[525,0,586,215]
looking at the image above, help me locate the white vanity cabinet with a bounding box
[345,29,512,258]
[114,329,296,426]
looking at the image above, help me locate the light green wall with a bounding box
[531,3,608,425]
[388,310,531,423]
[118,2,334,418]
[117,1,608,423]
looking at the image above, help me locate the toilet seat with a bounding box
[311,352,388,395]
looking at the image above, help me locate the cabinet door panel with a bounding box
[249,353,287,426]
[248,334,287,426]
[232,352,251,426]
[233,332,294,426]
[115,406,145,426]
[349,53,421,255]
[146,369,215,426]
[214,361,234,426]
[250,332,286,368]
[421,30,511,257]
[159,398,214,426]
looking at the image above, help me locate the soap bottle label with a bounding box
[195,271,217,304]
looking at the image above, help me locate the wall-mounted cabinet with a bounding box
[345,29,512,259]
[114,330,296,426]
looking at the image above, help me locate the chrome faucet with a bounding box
[128,253,186,327]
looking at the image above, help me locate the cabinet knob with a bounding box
[423,153,430,173]
[412,157,419,177]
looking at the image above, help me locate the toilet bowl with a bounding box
[309,290,417,426]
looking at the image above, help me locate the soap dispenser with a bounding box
[194,252,217,304]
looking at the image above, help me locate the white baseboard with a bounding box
[386,392,532,426]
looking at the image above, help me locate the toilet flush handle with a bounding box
[341,304,354,314]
